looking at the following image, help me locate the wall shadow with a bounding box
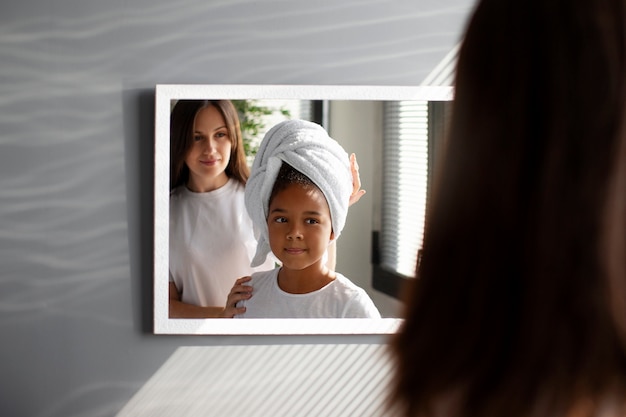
[122,87,156,335]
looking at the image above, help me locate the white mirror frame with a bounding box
[154,84,453,335]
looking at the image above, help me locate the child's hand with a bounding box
[220,276,253,318]
[349,153,366,206]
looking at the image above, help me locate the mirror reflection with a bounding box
[153,85,453,335]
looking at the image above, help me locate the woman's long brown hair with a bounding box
[170,100,249,190]
[390,0,626,416]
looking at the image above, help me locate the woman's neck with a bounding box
[186,173,229,193]
[277,263,336,294]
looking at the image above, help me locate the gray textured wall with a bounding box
[0,1,473,415]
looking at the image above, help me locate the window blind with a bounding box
[381,101,429,278]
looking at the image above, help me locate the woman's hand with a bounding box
[219,276,253,318]
[349,153,366,206]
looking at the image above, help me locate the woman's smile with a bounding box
[200,158,220,166]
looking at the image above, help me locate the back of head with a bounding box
[391,0,626,416]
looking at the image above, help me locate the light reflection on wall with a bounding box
[117,343,399,417]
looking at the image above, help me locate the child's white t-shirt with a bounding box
[235,268,381,318]
[169,179,275,307]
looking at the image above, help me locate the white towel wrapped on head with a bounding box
[245,119,352,267]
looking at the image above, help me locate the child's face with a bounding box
[267,183,334,271]
[185,105,232,192]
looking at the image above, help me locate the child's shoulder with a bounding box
[250,267,280,288]
[332,272,360,287]
[327,273,367,296]
[331,273,381,318]
[251,267,278,279]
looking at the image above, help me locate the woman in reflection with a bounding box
[169,100,275,318]
[228,119,380,318]
[391,0,626,416]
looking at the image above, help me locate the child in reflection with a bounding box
[168,100,275,318]
[227,119,381,319]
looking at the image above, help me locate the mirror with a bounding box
[154,84,453,335]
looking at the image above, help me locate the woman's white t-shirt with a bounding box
[169,179,275,307]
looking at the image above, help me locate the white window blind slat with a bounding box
[381,101,429,278]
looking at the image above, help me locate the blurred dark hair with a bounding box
[390,0,626,416]
[170,100,249,190]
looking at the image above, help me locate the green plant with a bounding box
[232,100,291,158]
